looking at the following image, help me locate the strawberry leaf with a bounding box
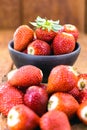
[30,16,63,32]
[52,24,63,32]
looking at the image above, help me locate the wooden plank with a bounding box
[0,30,14,83]
[84,0,87,33]
[0,0,21,29]
[74,33,87,73]
[22,0,85,32]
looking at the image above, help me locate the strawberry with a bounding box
[24,86,48,116]
[40,110,71,130]
[48,92,79,118]
[38,83,47,90]
[7,65,43,88]
[0,82,23,116]
[62,24,79,42]
[35,28,57,43]
[77,73,87,90]
[22,48,27,54]
[30,16,63,43]
[7,104,40,130]
[47,65,78,94]
[13,25,34,51]
[52,31,75,55]
[27,39,51,55]
[77,101,87,125]
[68,87,80,101]
[77,89,87,104]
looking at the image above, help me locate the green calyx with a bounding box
[30,16,63,32]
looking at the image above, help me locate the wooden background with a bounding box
[0,0,85,32]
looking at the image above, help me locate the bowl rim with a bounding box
[8,40,81,58]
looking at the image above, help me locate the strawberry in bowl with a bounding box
[8,16,80,83]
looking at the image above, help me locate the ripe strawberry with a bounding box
[68,87,80,101]
[8,65,43,88]
[13,25,34,51]
[77,73,87,90]
[22,48,27,54]
[39,83,47,90]
[47,65,78,94]
[52,31,75,55]
[35,28,57,43]
[40,110,71,130]
[62,24,79,42]
[27,39,51,55]
[7,104,40,130]
[48,92,79,118]
[77,101,87,125]
[30,16,63,43]
[24,86,48,116]
[77,89,87,104]
[0,82,23,116]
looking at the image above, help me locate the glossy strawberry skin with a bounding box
[40,110,71,130]
[13,25,34,51]
[68,87,80,101]
[7,104,40,130]
[24,86,48,116]
[52,32,75,55]
[35,28,57,43]
[77,101,87,125]
[38,83,47,90]
[62,24,79,42]
[48,92,79,118]
[27,39,51,55]
[77,89,87,104]
[0,82,23,116]
[47,65,78,94]
[8,65,43,88]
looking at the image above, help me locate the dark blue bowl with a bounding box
[8,40,81,83]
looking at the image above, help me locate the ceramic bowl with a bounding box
[8,40,81,82]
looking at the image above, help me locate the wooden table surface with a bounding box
[0,30,87,130]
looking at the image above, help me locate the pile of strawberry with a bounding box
[1,65,87,130]
[13,16,79,55]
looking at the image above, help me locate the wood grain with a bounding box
[0,0,85,32]
[22,0,85,32]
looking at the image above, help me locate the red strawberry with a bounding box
[77,89,87,104]
[62,24,79,42]
[8,65,43,88]
[47,65,78,94]
[27,39,51,55]
[48,92,79,118]
[40,110,71,130]
[35,28,57,43]
[24,86,48,116]
[38,83,47,90]
[7,104,40,130]
[52,31,75,55]
[0,82,23,116]
[77,73,87,90]
[13,25,34,51]
[30,16,62,43]
[22,48,27,54]
[77,101,87,125]
[68,87,80,100]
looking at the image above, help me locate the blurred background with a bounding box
[0,0,86,33]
